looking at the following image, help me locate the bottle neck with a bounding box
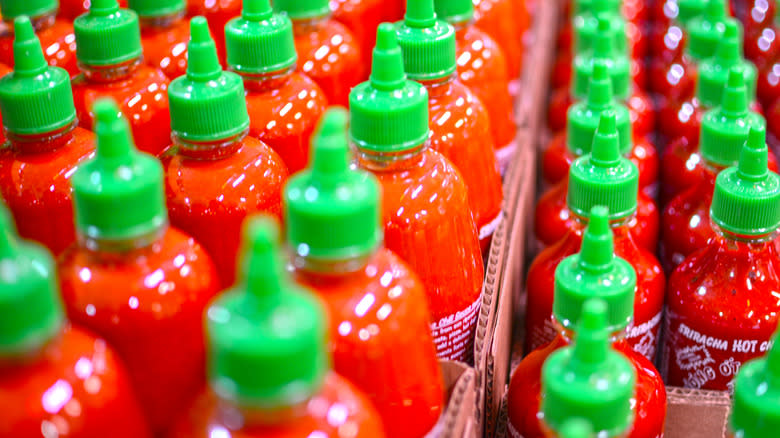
[553,316,629,345]
[5,120,77,153]
[79,57,143,83]
[571,211,635,230]
[77,223,168,256]
[235,66,295,93]
[292,249,376,281]
[712,223,780,245]
[291,14,330,34]
[416,74,456,98]
[353,140,428,172]
[2,11,55,34]
[171,130,247,160]
[138,10,186,29]
[213,388,314,426]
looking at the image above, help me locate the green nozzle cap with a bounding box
[72,99,167,242]
[677,0,707,25]
[0,0,57,19]
[0,203,64,357]
[711,125,780,236]
[168,17,249,142]
[686,0,730,61]
[272,0,329,20]
[567,112,640,220]
[225,0,297,75]
[285,108,382,262]
[207,216,328,407]
[560,418,594,438]
[573,0,628,56]
[74,0,143,66]
[697,20,756,108]
[0,17,77,136]
[700,67,766,167]
[395,0,457,80]
[572,15,631,99]
[127,0,185,18]
[731,329,780,438]
[542,298,636,436]
[553,206,636,332]
[349,23,430,152]
[433,0,474,24]
[566,60,632,157]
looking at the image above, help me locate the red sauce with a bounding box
[473,0,525,79]
[0,125,95,255]
[741,0,778,69]
[0,62,8,143]
[58,0,129,21]
[185,0,241,64]
[0,16,79,76]
[757,59,780,111]
[294,248,444,438]
[647,30,698,102]
[139,15,190,80]
[58,227,221,434]
[331,0,384,68]
[548,88,656,139]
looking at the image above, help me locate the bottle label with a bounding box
[497,138,518,176]
[479,211,504,241]
[527,316,558,353]
[626,311,662,361]
[431,296,482,363]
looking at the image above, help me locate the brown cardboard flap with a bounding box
[431,360,478,438]
[664,387,732,438]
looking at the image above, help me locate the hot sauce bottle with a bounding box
[730,329,780,438]
[167,217,387,438]
[471,0,526,81]
[273,0,364,107]
[58,99,221,434]
[331,0,384,67]
[509,213,666,438]
[0,203,151,438]
[224,0,328,173]
[395,6,503,251]
[0,62,10,144]
[0,18,95,256]
[527,113,665,360]
[128,0,190,80]
[184,0,240,64]
[285,109,445,438]
[663,126,780,391]
[71,0,171,156]
[433,0,518,171]
[161,18,288,287]
[349,28,484,362]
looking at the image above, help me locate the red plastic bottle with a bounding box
[0,1,79,76]
[168,217,387,438]
[0,62,10,144]
[472,0,526,80]
[331,0,384,66]
[274,0,364,107]
[286,109,445,438]
[71,0,172,157]
[59,0,128,20]
[741,0,778,68]
[185,0,240,64]
[526,113,665,361]
[58,100,221,434]
[129,0,190,80]
[663,126,780,391]
[509,212,667,438]
[0,203,151,438]
[648,17,698,103]
[225,0,328,174]
[0,18,95,256]
[350,28,484,363]
[161,18,288,287]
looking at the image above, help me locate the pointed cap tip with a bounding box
[190,16,211,41]
[723,19,739,39]
[311,107,350,176]
[94,98,121,125]
[592,60,609,80]
[580,298,608,332]
[405,0,437,28]
[597,110,617,133]
[727,65,746,88]
[13,16,35,41]
[586,205,610,235]
[376,22,398,50]
[245,215,279,253]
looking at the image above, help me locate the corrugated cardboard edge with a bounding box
[430,360,478,438]
[664,387,732,438]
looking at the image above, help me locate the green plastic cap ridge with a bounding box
[72,99,168,242]
[572,15,631,99]
[686,0,730,61]
[207,216,329,407]
[566,60,632,157]
[542,298,636,436]
[349,23,430,153]
[74,0,144,66]
[168,17,250,142]
[395,0,457,80]
[553,206,637,332]
[0,203,64,358]
[697,20,756,108]
[677,0,707,26]
[567,111,640,220]
[731,329,780,438]
[433,0,474,24]
[559,419,594,438]
[0,17,77,136]
[225,0,297,75]
[711,125,780,236]
[0,0,57,19]
[127,0,185,18]
[572,0,628,56]
[700,67,766,167]
[285,108,382,262]
[273,0,330,20]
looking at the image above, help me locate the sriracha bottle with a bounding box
[730,328,780,438]
[224,0,328,173]
[663,125,780,391]
[161,17,288,287]
[58,99,221,434]
[349,27,484,362]
[168,217,387,438]
[128,0,191,80]
[0,18,95,256]
[472,0,526,80]
[285,109,445,438]
[331,0,384,66]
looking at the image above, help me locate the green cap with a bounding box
[225,0,297,75]
[572,0,620,15]
[700,67,766,167]
[72,99,167,242]
[0,203,64,357]
[686,0,732,61]
[567,111,640,220]
[272,0,329,20]
[553,206,636,332]
[433,0,474,24]
[285,108,382,263]
[349,23,430,152]
[0,0,57,19]
[677,0,707,25]
[560,419,594,438]
[572,15,631,100]
[731,330,780,438]
[697,20,756,108]
[572,0,628,56]
[74,0,143,66]
[207,216,329,407]
[395,0,457,80]
[566,60,631,157]
[168,17,249,142]
[711,126,780,236]
[127,0,185,18]
[0,17,77,136]
[541,298,636,436]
